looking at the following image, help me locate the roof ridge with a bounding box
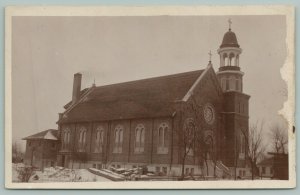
[94,69,204,89]
[22,129,58,140]
[182,65,212,102]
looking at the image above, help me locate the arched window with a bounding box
[221,78,226,91]
[134,124,145,153]
[94,126,104,153]
[241,135,245,153]
[226,77,230,91]
[230,76,235,90]
[78,126,87,151]
[63,128,71,149]
[157,123,169,154]
[67,132,70,144]
[239,134,246,159]
[113,125,123,153]
[184,118,195,156]
[235,77,240,91]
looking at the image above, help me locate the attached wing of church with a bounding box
[24,25,251,178]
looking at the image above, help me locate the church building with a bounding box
[53,24,250,177]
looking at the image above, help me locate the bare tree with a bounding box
[198,135,216,177]
[190,96,219,178]
[177,95,220,180]
[12,141,23,163]
[267,122,289,180]
[17,165,35,182]
[269,123,288,154]
[241,120,267,180]
[175,101,197,180]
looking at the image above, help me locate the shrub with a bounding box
[17,166,35,182]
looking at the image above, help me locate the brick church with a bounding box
[24,24,250,177]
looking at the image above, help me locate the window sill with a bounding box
[157,147,168,154]
[113,148,122,154]
[112,151,122,154]
[134,151,144,154]
[92,151,103,154]
[239,153,245,159]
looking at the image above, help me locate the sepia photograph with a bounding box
[5,6,295,189]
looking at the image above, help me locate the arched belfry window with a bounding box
[113,125,123,153]
[94,126,104,153]
[229,53,235,66]
[134,124,145,153]
[236,55,240,66]
[157,123,169,154]
[78,126,87,151]
[223,53,228,66]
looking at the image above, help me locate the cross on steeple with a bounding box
[208,50,212,62]
[228,18,232,30]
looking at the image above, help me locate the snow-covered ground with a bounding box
[89,168,126,181]
[12,163,110,182]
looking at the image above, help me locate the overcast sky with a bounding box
[12,15,287,151]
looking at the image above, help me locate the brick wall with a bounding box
[222,92,250,168]
[58,117,175,168]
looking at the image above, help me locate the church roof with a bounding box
[22,129,59,140]
[220,29,240,48]
[59,69,205,123]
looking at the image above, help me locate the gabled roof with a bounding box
[58,69,206,123]
[257,158,273,166]
[22,129,59,140]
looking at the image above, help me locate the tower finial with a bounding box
[228,18,232,31]
[208,50,213,66]
[208,50,212,62]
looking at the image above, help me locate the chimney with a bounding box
[58,113,63,120]
[72,73,82,104]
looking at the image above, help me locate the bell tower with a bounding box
[217,20,250,175]
[217,19,243,92]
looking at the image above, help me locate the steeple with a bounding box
[217,20,250,169]
[217,20,244,92]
